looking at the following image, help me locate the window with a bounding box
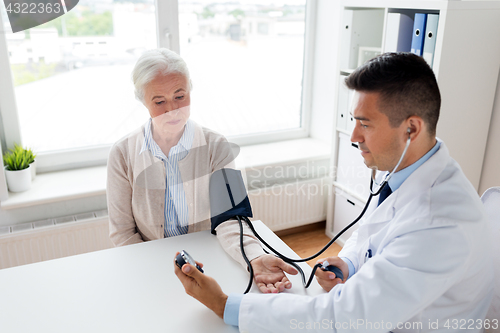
[0,0,312,173]
[0,1,155,155]
[178,0,307,138]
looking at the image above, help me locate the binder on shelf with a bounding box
[410,13,427,56]
[384,12,414,53]
[422,14,439,68]
[339,9,385,70]
[337,75,349,131]
[339,9,354,70]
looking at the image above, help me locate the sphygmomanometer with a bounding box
[179,129,411,293]
[175,250,204,273]
[207,168,358,293]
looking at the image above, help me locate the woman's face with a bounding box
[143,73,191,137]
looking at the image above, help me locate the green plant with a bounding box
[3,144,36,171]
[25,147,36,164]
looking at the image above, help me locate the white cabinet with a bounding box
[326,0,500,240]
[332,188,363,245]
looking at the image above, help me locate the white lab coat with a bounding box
[238,141,494,333]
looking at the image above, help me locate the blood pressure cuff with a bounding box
[209,168,253,234]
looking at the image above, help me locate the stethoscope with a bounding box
[239,129,412,293]
[369,128,412,195]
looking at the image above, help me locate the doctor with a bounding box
[174,53,494,332]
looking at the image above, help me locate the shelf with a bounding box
[328,0,500,235]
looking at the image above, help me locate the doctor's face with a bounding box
[350,91,408,172]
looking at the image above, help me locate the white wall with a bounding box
[479,70,500,195]
[309,0,340,144]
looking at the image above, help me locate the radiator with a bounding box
[0,211,113,270]
[248,177,328,232]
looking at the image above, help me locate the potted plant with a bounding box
[25,147,37,180]
[3,144,33,192]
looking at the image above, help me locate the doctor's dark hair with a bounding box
[345,52,441,136]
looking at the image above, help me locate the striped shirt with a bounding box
[140,119,194,237]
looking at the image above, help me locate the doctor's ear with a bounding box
[405,125,415,138]
[405,116,425,139]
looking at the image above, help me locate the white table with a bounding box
[0,221,326,332]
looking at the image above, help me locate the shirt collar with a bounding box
[177,118,194,152]
[388,139,441,192]
[140,118,154,155]
[140,118,194,157]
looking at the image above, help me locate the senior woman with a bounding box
[106,48,296,294]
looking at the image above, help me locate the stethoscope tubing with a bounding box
[370,134,411,194]
[240,135,410,291]
[241,179,379,290]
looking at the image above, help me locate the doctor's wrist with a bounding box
[214,293,229,319]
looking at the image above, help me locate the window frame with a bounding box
[0,0,316,175]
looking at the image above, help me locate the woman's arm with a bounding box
[208,136,297,292]
[208,137,266,266]
[215,220,265,266]
[107,144,144,246]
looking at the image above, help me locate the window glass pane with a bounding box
[1,1,156,153]
[178,0,306,137]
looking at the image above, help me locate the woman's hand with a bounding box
[250,254,298,293]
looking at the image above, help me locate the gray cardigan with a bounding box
[106,120,264,268]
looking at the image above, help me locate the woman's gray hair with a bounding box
[132,48,191,102]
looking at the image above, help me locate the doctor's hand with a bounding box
[250,254,298,294]
[315,257,348,292]
[174,253,228,319]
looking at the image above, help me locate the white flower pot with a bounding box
[4,165,32,193]
[30,159,37,180]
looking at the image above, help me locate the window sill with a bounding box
[236,138,331,169]
[1,166,107,210]
[0,138,331,211]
